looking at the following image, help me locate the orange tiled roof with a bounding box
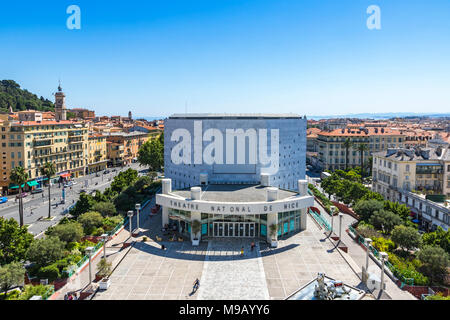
[318,127,402,137]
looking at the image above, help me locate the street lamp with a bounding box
[365,238,373,277]
[135,203,141,232]
[85,246,94,286]
[330,206,337,235]
[338,213,343,241]
[101,233,109,260]
[127,210,134,239]
[380,252,388,293]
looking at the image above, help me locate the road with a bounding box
[0,163,145,237]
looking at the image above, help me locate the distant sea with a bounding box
[139,113,449,121]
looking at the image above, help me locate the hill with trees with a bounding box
[0,80,55,113]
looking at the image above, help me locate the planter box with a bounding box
[99,278,111,290]
[192,239,200,246]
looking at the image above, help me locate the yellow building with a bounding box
[316,127,405,171]
[0,116,89,194]
[88,133,108,173]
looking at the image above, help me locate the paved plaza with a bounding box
[197,239,270,300]
[94,212,364,300]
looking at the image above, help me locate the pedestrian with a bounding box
[161,244,165,250]
[251,241,255,251]
[64,293,68,300]
[240,246,244,256]
[68,293,73,300]
[193,278,200,293]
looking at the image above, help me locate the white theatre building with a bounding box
[156,114,314,243]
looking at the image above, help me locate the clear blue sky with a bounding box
[1,0,449,118]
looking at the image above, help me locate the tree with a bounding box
[354,199,384,222]
[110,169,138,193]
[0,217,34,265]
[78,211,103,234]
[45,222,84,244]
[26,236,65,267]
[422,227,450,254]
[417,245,449,284]
[391,225,422,252]
[369,210,403,234]
[0,262,25,299]
[96,258,112,279]
[70,192,95,218]
[384,201,410,221]
[342,138,353,171]
[92,201,117,217]
[353,143,369,179]
[137,138,163,172]
[41,162,56,219]
[9,166,28,227]
[191,220,201,240]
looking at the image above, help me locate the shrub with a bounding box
[425,293,450,300]
[17,284,53,300]
[37,264,60,282]
[92,227,105,236]
[354,199,384,222]
[26,236,65,267]
[102,215,123,232]
[46,222,84,244]
[96,258,112,278]
[369,210,403,234]
[388,253,429,285]
[78,211,103,235]
[372,237,395,252]
[92,201,117,217]
[391,225,422,252]
[417,245,449,285]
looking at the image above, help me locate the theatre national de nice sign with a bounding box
[156,193,314,215]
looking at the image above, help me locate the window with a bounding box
[406,164,410,172]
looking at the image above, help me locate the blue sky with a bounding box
[1,0,449,118]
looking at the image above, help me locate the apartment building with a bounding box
[87,133,108,173]
[316,127,404,171]
[372,146,450,200]
[0,116,89,194]
[71,108,95,120]
[105,131,150,166]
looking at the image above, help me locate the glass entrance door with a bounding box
[213,222,256,238]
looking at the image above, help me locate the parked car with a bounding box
[31,188,43,194]
[0,197,8,204]
[103,170,110,174]
[16,193,28,199]
[71,181,78,185]
[79,189,87,194]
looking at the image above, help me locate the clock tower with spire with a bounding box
[55,82,67,121]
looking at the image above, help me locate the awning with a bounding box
[60,173,71,178]
[412,219,420,224]
[9,183,25,189]
[27,181,39,187]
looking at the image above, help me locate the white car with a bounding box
[71,181,78,185]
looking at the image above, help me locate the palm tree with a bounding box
[342,138,353,171]
[10,166,28,227]
[354,143,369,179]
[41,162,56,219]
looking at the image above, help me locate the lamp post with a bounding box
[86,246,94,286]
[127,210,134,239]
[380,252,388,293]
[135,203,141,232]
[330,206,336,235]
[101,233,109,260]
[364,238,373,283]
[338,213,343,241]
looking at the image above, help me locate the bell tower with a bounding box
[55,82,67,121]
